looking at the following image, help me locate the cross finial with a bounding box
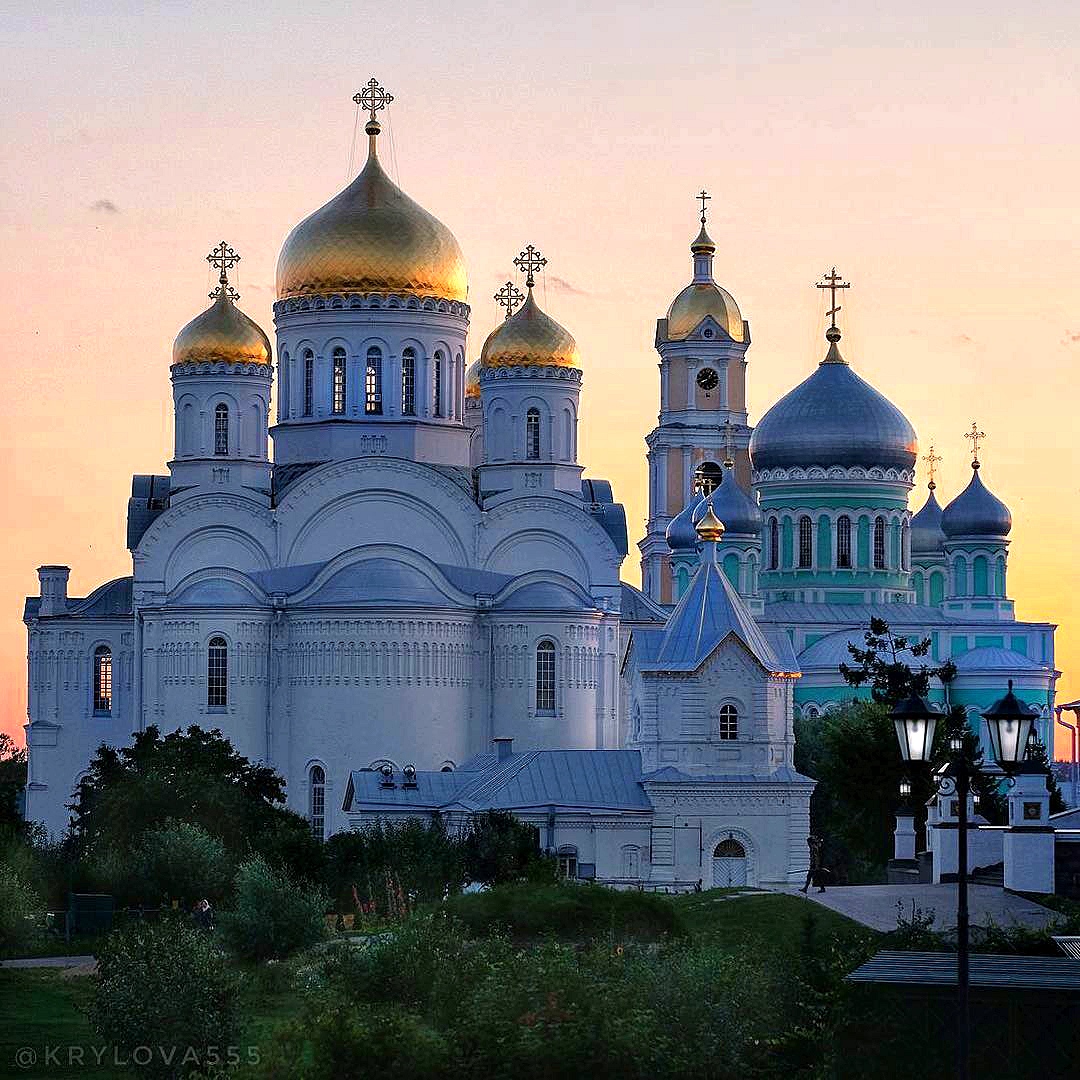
[513,244,547,290]
[815,266,851,337]
[697,189,711,225]
[923,443,942,490]
[721,419,736,468]
[353,78,393,127]
[493,280,525,320]
[965,422,986,468]
[207,241,240,300]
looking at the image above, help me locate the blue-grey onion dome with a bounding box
[941,464,1012,539]
[666,492,706,551]
[911,487,946,555]
[749,339,917,472]
[709,465,763,535]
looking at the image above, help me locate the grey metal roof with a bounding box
[620,583,667,624]
[749,350,917,471]
[345,749,652,814]
[951,646,1048,673]
[798,629,928,669]
[762,600,960,627]
[941,463,1012,539]
[642,555,782,673]
[847,950,1080,991]
[643,765,815,784]
[25,576,134,621]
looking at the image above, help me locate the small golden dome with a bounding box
[695,504,726,542]
[666,282,744,342]
[172,290,272,367]
[464,360,481,400]
[479,290,579,370]
[276,135,467,303]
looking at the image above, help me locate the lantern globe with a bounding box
[892,693,938,763]
[982,680,1036,770]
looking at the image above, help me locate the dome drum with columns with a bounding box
[21,88,1059,888]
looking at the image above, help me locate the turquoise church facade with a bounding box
[638,227,1058,751]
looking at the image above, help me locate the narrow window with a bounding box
[309,764,326,841]
[536,640,556,712]
[332,347,346,415]
[93,646,112,713]
[526,408,541,460]
[433,350,444,417]
[365,347,382,415]
[557,847,578,880]
[303,350,314,416]
[873,516,886,570]
[401,348,416,416]
[836,515,852,568]
[798,516,813,569]
[207,636,228,708]
[719,703,738,740]
[214,403,229,456]
[769,519,779,570]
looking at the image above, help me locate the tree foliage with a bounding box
[0,732,27,830]
[838,616,956,707]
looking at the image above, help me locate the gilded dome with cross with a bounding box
[275,81,468,304]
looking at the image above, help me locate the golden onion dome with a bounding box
[172,288,272,367]
[464,359,481,400]
[275,128,467,303]
[666,282,744,342]
[479,290,579,370]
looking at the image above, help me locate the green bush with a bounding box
[252,1004,452,1079]
[120,820,233,907]
[219,856,327,961]
[0,860,42,956]
[91,917,240,1080]
[441,881,685,942]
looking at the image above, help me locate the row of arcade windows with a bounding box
[768,515,890,571]
[298,347,445,418]
[91,640,228,713]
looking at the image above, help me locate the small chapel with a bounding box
[22,81,1058,890]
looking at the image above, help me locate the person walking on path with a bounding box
[800,834,827,894]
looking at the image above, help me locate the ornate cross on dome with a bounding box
[721,418,736,468]
[923,444,942,490]
[353,78,393,124]
[494,280,525,320]
[513,245,547,289]
[965,422,986,467]
[697,189,711,224]
[207,241,240,300]
[815,267,851,331]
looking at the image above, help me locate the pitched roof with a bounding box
[642,556,781,673]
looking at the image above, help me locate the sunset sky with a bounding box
[2,1,1078,755]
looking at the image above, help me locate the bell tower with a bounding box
[640,193,752,603]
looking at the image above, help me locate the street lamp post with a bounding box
[891,681,1037,1080]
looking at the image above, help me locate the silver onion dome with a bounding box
[941,464,1011,539]
[910,486,946,555]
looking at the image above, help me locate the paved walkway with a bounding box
[1,955,96,969]
[772,884,1062,933]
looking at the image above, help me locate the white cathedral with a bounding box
[22,84,1058,890]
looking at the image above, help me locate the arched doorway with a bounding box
[712,838,748,887]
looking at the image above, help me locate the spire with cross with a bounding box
[697,189,711,225]
[815,267,851,340]
[923,443,942,491]
[965,422,986,468]
[207,241,240,301]
[493,280,525,320]
[513,244,547,290]
[353,78,393,134]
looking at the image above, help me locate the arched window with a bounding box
[798,516,813,568]
[873,516,886,570]
[953,555,968,596]
[303,350,314,416]
[719,704,738,740]
[214,403,229,456]
[695,461,723,495]
[331,347,347,415]
[526,408,541,460]
[769,519,779,570]
[557,845,578,880]
[93,646,112,713]
[836,515,852,568]
[308,764,326,841]
[401,347,416,416]
[365,347,382,415]
[433,350,444,417]
[207,637,228,708]
[536,640,556,712]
